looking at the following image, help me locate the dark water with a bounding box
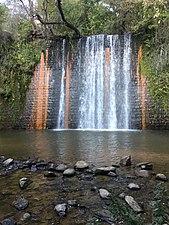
[0,129,168,172]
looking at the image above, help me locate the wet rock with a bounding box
[63,168,75,176]
[125,195,143,213]
[48,163,57,171]
[128,183,141,190]
[54,203,67,217]
[135,162,150,167]
[99,188,110,199]
[75,160,89,169]
[13,196,29,210]
[44,171,56,177]
[120,155,132,166]
[20,212,31,221]
[119,192,126,199]
[36,161,47,170]
[1,218,16,225]
[155,173,168,181]
[136,162,153,170]
[56,164,68,172]
[3,158,14,167]
[107,171,117,177]
[19,178,30,189]
[95,166,116,175]
[30,165,37,172]
[135,169,149,178]
[67,200,78,207]
[95,210,115,224]
[78,174,93,181]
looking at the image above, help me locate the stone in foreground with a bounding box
[99,188,110,199]
[125,195,143,213]
[155,173,168,181]
[1,218,16,225]
[128,183,141,190]
[54,203,67,216]
[19,177,30,189]
[13,196,29,210]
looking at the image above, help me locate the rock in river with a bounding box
[13,196,29,210]
[63,168,76,177]
[75,160,89,169]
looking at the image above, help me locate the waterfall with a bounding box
[55,33,132,129]
[57,40,66,128]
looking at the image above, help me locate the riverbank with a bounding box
[0,155,168,225]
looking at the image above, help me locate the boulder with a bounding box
[56,164,68,172]
[120,155,132,166]
[3,158,14,167]
[63,168,75,176]
[75,161,89,169]
[95,166,116,175]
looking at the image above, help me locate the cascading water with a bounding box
[56,33,132,129]
[57,40,66,128]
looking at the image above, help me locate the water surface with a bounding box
[0,130,168,172]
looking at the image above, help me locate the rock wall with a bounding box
[23,36,169,130]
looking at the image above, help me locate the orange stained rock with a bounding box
[43,50,50,129]
[35,52,45,129]
[65,52,71,129]
[136,46,142,95]
[141,76,146,129]
[30,51,50,129]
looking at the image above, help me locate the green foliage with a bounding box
[0,39,41,109]
[108,190,144,225]
[0,4,9,27]
[151,183,169,225]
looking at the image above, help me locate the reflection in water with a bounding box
[0,130,168,171]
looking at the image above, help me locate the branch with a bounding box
[36,14,63,25]
[56,0,81,38]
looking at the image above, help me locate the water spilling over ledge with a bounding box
[24,33,169,130]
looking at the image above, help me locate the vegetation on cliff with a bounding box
[0,0,168,127]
